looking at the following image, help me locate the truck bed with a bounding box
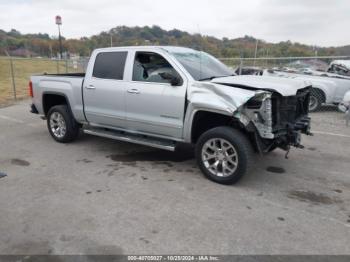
[30,73,86,122]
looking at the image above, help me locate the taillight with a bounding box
[29,81,33,97]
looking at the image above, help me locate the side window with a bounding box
[132,52,181,84]
[93,51,127,80]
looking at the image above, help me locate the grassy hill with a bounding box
[1,26,350,58]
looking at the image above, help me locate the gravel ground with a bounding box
[0,101,349,255]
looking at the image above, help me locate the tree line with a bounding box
[0,25,349,58]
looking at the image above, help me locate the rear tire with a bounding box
[195,127,253,185]
[47,105,80,143]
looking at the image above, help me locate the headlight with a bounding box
[246,92,272,109]
[241,92,274,139]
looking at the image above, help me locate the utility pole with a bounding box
[55,15,63,59]
[266,49,269,67]
[239,51,243,75]
[253,39,258,66]
[49,43,53,58]
[110,34,113,47]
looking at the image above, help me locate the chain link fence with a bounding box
[0,55,349,129]
[219,55,350,71]
[0,56,89,105]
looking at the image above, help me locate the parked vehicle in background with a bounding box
[234,67,263,76]
[338,91,350,126]
[296,67,350,80]
[328,60,350,77]
[262,69,350,112]
[29,46,312,185]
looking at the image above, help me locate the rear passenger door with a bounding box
[83,51,128,128]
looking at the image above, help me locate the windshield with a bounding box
[171,50,234,81]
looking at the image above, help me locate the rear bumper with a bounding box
[30,103,39,114]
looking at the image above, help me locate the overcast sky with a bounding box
[0,0,349,47]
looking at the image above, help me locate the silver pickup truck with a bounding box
[30,46,312,184]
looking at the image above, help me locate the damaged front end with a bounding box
[235,87,312,153]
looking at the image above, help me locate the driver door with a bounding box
[125,51,187,139]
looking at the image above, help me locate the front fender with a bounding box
[183,82,256,142]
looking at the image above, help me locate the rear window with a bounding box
[92,51,127,80]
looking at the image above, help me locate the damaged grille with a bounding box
[271,87,310,132]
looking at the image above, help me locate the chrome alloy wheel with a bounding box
[49,112,66,138]
[201,138,238,177]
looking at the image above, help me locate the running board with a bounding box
[83,128,176,151]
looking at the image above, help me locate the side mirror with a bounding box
[159,72,181,86]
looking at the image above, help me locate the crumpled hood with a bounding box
[211,75,311,96]
[189,81,257,112]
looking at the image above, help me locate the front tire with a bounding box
[47,105,80,143]
[309,91,323,112]
[195,127,253,185]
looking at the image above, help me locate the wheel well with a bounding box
[311,88,326,103]
[43,94,68,116]
[191,111,241,143]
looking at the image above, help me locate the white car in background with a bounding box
[263,69,350,111]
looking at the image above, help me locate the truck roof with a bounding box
[93,45,197,53]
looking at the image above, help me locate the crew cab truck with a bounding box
[30,46,312,185]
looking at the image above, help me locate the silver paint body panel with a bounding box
[31,46,310,144]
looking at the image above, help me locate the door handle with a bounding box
[127,88,140,94]
[86,85,95,89]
